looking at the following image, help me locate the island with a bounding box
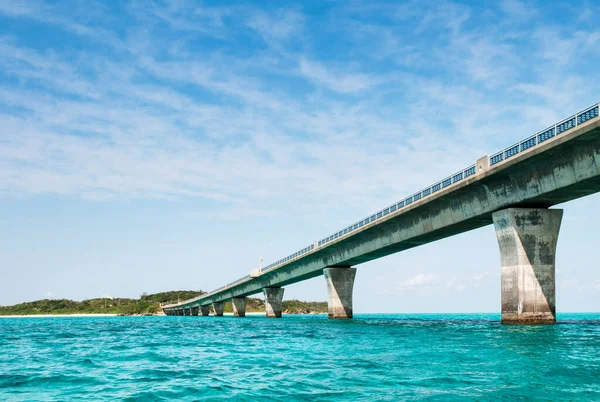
[0,290,328,316]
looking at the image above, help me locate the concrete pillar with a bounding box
[323,267,357,319]
[183,308,191,316]
[493,208,563,325]
[191,307,199,316]
[200,305,210,316]
[232,297,247,317]
[178,310,183,316]
[263,287,284,318]
[212,302,224,316]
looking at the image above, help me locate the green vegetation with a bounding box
[222,298,327,314]
[0,290,204,316]
[0,291,327,316]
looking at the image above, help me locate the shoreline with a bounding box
[0,314,119,318]
[0,312,327,318]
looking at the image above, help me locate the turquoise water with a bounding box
[1,314,600,401]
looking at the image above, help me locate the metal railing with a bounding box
[490,103,599,166]
[172,101,599,308]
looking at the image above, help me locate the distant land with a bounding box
[0,290,328,316]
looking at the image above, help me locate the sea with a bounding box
[1,314,599,401]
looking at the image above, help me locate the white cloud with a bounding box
[447,271,493,292]
[247,9,304,45]
[298,58,382,93]
[499,0,536,21]
[397,274,440,289]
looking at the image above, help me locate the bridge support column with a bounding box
[212,302,224,316]
[200,305,210,316]
[191,307,199,316]
[324,267,357,319]
[178,310,183,316]
[263,287,284,318]
[232,297,247,317]
[493,208,563,325]
[183,308,191,316]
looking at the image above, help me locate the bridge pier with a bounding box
[200,305,210,316]
[191,307,199,316]
[212,302,224,316]
[263,287,284,318]
[232,297,247,317]
[493,208,563,325]
[324,267,357,319]
[183,308,191,316]
[178,310,184,316]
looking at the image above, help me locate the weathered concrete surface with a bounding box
[200,305,210,316]
[191,307,199,316]
[232,297,247,317]
[493,208,562,324]
[324,267,356,319]
[212,302,224,316]
[263,287,284,318]
[164,117,600,316]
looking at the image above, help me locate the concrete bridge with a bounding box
[163,103,600,324]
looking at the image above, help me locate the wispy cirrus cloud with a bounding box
[397,274,440,290]
[1,0,599,219]
[298,58,384,93]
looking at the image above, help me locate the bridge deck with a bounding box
[164,103,600,311]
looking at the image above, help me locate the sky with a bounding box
[1,0,599,312]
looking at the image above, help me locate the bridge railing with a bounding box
[490,103,599,166]
[178,101,600,307]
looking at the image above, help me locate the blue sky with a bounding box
[1,0,599,312]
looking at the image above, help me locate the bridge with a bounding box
[163,102,600,324]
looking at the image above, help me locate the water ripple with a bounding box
[1,314,599,400]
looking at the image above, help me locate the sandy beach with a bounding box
[0,314,118,318]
